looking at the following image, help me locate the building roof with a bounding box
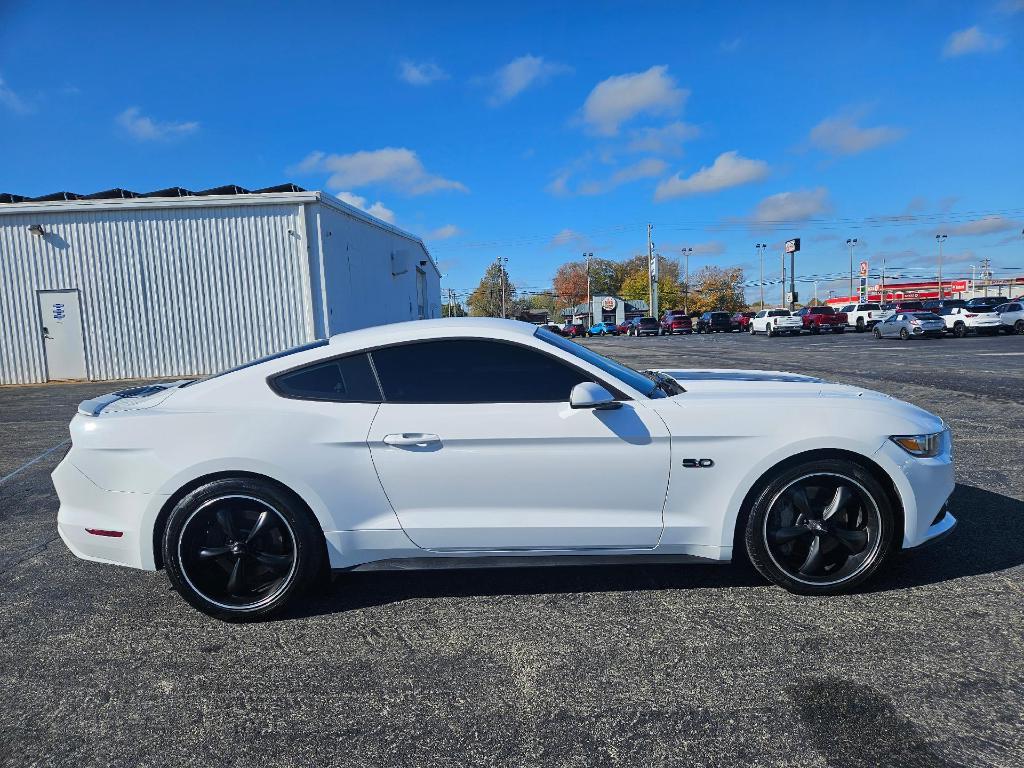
[0,183,306,204]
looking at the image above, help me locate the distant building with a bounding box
[563,295,650,325]
[0,185,440,384]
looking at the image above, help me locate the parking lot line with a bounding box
[976,352,1024,356]
[0,439,70,486]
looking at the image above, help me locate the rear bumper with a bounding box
[53,456,161,570]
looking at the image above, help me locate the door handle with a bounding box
[382,433,441,447]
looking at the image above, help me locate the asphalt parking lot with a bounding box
[2,330,1022,767]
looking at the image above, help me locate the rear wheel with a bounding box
[953,322,967,338]
[744,459,895,595]
[899,328,910,340]
[856,318,865,332]
[163,477,325,621]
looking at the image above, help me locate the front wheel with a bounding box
[873,328,883,339]
[162,477,325,621]
[1016,320,1024,335]
[749,325,756,335]
[743,459,895,594]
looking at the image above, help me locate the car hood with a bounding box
[651,368,943,433]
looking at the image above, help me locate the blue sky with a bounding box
[2,1,1023,303]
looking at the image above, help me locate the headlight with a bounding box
[890,429,950,458]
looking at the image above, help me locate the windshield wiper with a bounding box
[641,370,686,397]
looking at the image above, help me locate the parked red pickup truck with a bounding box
[795,305,848,333]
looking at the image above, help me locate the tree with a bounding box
[468,261,517,317]
[440,299,467,317]
[619,270,684,311]
[689,266,747,313]
[552,262,588,310]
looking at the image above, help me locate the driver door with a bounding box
[365,338,670,551]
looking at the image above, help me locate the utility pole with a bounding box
[681,247,693,314]
[980,257,992,296]
[880,255,886,303]
[846,238,858,301]
[584,251,593,325]
[935,234,947,299]
[756,243,767,309]
[781,248,786,309]
[647,224,657,319]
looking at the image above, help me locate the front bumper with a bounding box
[873,439,956,549]
[53,456,161,570]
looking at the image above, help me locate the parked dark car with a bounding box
[627,316,661,337]
[696,311,734,333]
[921,298,966,313]
[731,311,756,331]
[965,296,1009,310]
[795,305,848,333]
[561,323,587,338]
[660,310,693,334]
[881,300,926,313]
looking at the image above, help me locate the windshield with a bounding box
[534,327,664,398]
[912,312,941,320]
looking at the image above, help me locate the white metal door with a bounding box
[367,401,671,551]
[38,290,87,380]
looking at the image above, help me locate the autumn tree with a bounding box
[689,266,747,313]
[619,270,684,312]
[468,261,520,317]
[552,262,588,310]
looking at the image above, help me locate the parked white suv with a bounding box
[996,302,1024,335]
[939,306,1002,337]
[750,309,803,337]
[841,303,884,332]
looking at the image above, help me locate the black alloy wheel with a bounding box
[873,327,883,339]
[744,461,894,594]
[856,318,865,332]
[899,328,910,340]
[953,322,967,338]
[164,478,325,620]
[1016,320,1024,335]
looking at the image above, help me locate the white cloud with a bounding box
[808,110,904,154]
[751,188,831,223]
[546,171,572,197]
[627,121,700,155]
[427,224,461,240]
[577,158,667,195]
[292,147,467,195]
[549,228,587,248]
[582,65,688,135]
[720,38,743,53]
[693,240,727,256]
[997,0,1024,13]
[654,151,769,200]
[0,75,33,114]
[947,215,1021,236]
[399,60,448,86]
[116,107,199,141]
[943,26,1006,57]
[336,191,397,224]
[485,55,569,106]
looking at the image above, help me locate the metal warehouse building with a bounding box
[0,185,441,385]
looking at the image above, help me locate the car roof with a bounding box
[327,317,538,354]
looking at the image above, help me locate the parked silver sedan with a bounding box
[873,311,946,340]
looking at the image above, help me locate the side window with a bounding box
[371,339,592,403]
[272,354,381,402]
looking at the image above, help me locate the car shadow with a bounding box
[285,483,1023,618]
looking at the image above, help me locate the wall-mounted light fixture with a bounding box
[28,224,45,237]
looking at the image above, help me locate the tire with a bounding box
[953,322,967,338]
[743,458,895,595]
[899,328,909,340]
[873,328,882,339]
[1016,320,1024,335]
[162,477,325,621]
[749,325,756,335]
[810,325,820,335]
[767,326,775,337]
[856,318,865,332]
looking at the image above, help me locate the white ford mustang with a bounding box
[54,318,956,620]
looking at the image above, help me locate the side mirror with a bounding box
[570,382,620,410]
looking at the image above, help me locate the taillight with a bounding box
[911,319,920,325]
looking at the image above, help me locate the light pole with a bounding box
[935,234,947,299]
[846,238,858,300]
[681,247,693,313]
[756,243,767,309]
[583,251,593,325]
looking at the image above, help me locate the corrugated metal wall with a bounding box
[0,203,316,384]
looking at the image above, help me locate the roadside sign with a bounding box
[859,260,868,277]
[601,297,616,311]
[784,238,801,254]
[785,291,798,304]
